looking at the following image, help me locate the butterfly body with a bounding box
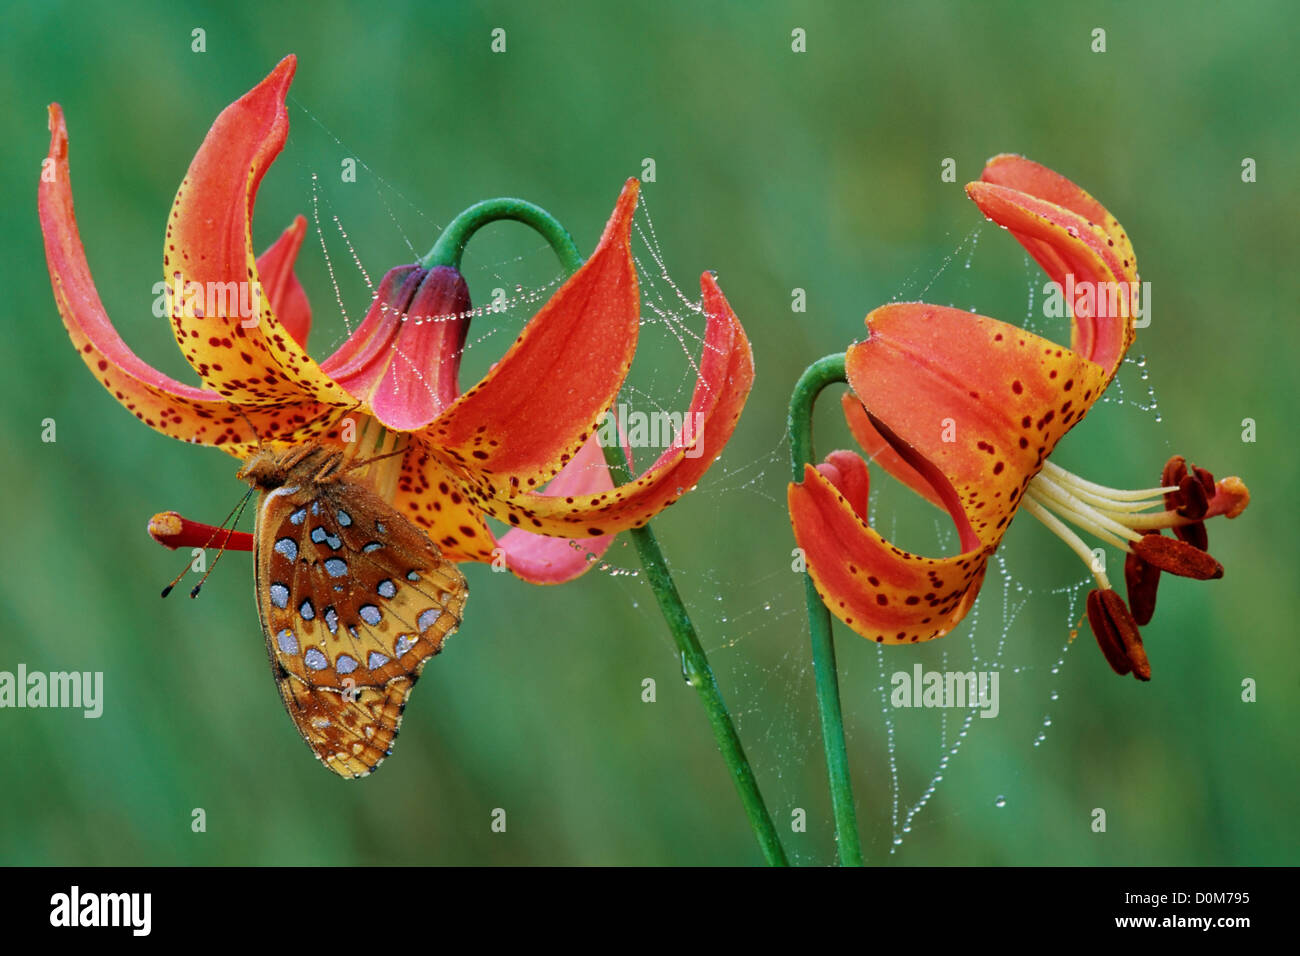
[237,443,469,778]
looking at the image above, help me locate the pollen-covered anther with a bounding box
[1131,531,1224,580]
[1086,588,1150,681]
[1124,532,1162,626]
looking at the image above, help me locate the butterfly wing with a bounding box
[253,476,469,778]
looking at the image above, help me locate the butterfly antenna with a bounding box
[160,488,255,598]
[187,489,256,598]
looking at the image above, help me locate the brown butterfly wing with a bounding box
[253,474,468,778]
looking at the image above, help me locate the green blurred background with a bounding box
[1,0,1295,865]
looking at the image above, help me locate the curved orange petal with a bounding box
[255,215,312,348]
[847,303,1109,545]
[38,103,335,456]
[496,435,617,584]
[966,155,1138,381]
[789,463,991,643]
[455,272,753,536]
[391,441,497,563]
[164,55,352,408]
[422,179,641,494]
[816,450,871,520]
[840,393,946,511]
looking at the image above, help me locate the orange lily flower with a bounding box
[41,55,754,585]
[789,155,1248,679]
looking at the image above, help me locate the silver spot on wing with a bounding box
[276,629,298,655]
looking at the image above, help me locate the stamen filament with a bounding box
[1052,484,1166,515]
[1040,461,1176,502]
[1122,509,1199,531]
[1020,495,1111,589]
[1028,475,1143,546]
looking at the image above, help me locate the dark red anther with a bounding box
[1161,455,1188,510]
[1087,589,1131,676]
[1124,533,1162,626]
[1193,465,1216,498]
[1176,474,1209,520]
[1086,588,1150,681]
[1175,518,1209,551]
[1132,533,1223,580]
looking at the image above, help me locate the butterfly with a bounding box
[234,441,469,779]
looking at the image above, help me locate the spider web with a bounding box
[280,100,1165,865]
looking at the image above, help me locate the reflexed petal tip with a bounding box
[164,55,351,409]
[40,102,323,454]
[966,154,1137,381]
[456,269,753,539]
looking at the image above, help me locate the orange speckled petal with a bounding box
[422,179,641,494]
[816,450,871,520]
[391,442,497,563]
[497,435,617,584]
[164,55,352,408]
[966,158,1137,382]
[979,154,1135,268]
[789,463,992,643]
[841,392,947,511]
[457,271,754,537]
[846,303,1109,547]
[38,103,334,456]
[255,215,312,348]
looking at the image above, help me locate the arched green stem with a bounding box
[432,199,787,866]
[788,353,865,867]
[422,198,583,273]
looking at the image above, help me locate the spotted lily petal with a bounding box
[850,303,1108,542]
[967,154,1138,381]
[458,272,753,537]
[163,54,352,408]
[423,179,640,496]
[391,441,497,563]
[255,214,312,347]
[496,435,617,584]
[791,302,1108,642]
[38,103,339,455]
[840,392,945,511]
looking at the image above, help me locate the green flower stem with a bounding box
[422,198,583,272]
[599,442,788,867]
[789,352,865,867]
[428,198,788,866]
